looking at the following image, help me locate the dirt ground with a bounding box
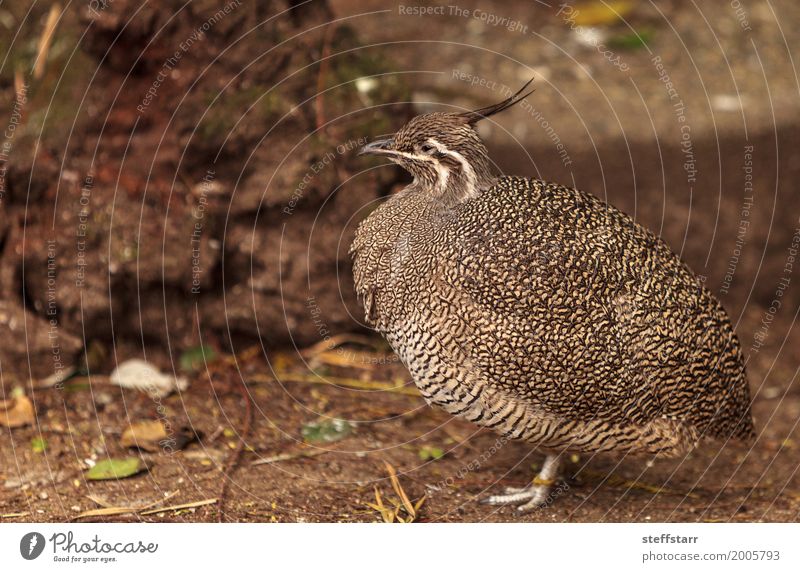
[2,306,799,523]
[2,0,800,524]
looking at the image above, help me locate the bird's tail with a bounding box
[708,364,756,443]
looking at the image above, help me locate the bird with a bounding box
[350,80,755,512]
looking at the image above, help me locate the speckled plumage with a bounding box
[351,88,754,509]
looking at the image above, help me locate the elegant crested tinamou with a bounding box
[351,81,755,512]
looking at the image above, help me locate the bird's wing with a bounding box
[440,179,717,424]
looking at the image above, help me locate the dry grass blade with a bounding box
[583,470,699,499]
[314,23,335,131]
[247,373,420,396]
[34,4,60,79]
[385,462,415,519]
[1,512,29,518]
[301,334,385,357]
[309,350,397,370]
[365,486,395,523]
[14,70,24,99]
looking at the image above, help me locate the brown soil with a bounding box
[2,317,798,523]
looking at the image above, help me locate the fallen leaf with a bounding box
[110,359,188,398]
[85,457,147,481]
[0,396,34,428]
[120,421,167,452]
[418,445,445,461]
[31,437,47,453]
[179,345,216,372]
[571,1,634,26]
[301,417,353,443]
[121,421,196,453]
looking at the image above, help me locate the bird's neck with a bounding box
[426,155,496,207]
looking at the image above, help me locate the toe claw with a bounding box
[480,493,520,506]
[481,482,556,510]
[516,495,548,512]
[501,485,529,494]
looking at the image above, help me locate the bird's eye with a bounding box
[420,143,436,155]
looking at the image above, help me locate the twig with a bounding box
[314,23,335,132]
[217,375,253,522]
[75,490,180,520]
[140,498,217,516]
[251,448,327,466]
[197,345,261,522]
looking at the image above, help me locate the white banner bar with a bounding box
[1,523,797,571]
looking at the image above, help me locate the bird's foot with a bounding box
[481,454,562,512]
[481,478,555,512]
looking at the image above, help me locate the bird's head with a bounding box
[359,80,534,204]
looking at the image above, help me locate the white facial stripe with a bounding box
[385,146,449,192]
[426,138,479,197]
[433,161,449,194]
[384,139,479,198]
[383,149,425,162]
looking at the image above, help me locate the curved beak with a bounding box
[358,137,396,156]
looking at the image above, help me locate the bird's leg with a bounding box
[482,454,561,512]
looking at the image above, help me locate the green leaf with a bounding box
[85,457,146,480]
[64,381,90,393]
[607,29,654,50]
[418,445,445,461]
[31,437,47,453]
[301,418,353,443]
[179,345,217,372]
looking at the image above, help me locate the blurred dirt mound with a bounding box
[0,1,408,379]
